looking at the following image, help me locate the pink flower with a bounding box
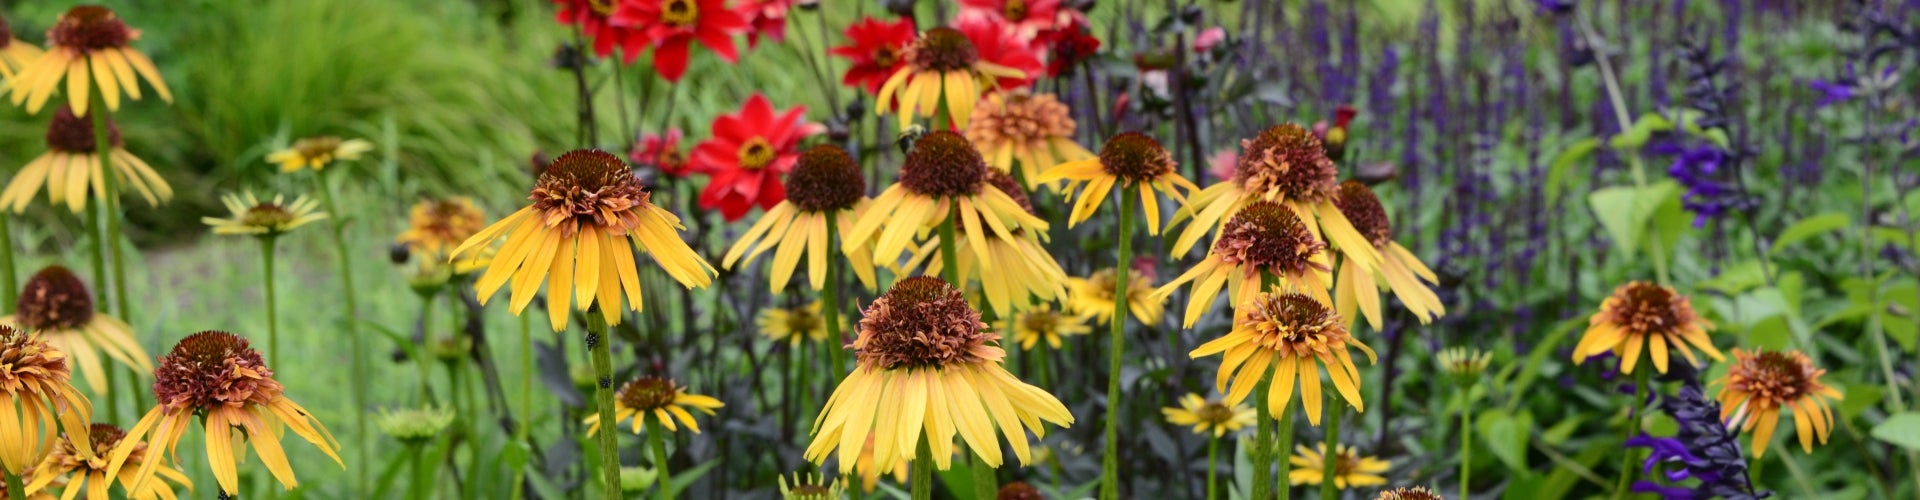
[739,0,792,48]
[1208,149,1238,182]
[1192,27,1226,53]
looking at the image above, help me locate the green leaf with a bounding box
[1478,409,1533,472]
[1871,413,1920,451]
[936,458,975,499]
[1771,212,1851,256]
[1840,383,1883,421]
[1541,416,1585,446]
[1610,112,1675,149]
[1746,315,1793,351]
[1588,182,1680,259]
[1544,137,1600,207]
[668,459,720,497]
[501,440,531,473]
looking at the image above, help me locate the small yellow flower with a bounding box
[1328,181,1445,329]
[1066,267,1165,327]
[1155,201,1333,328]
[1160,393,1255,438]
[899,169,1066,317]
[268,136,374,172]
[846,131,1048,277]
[998,305,1091,350]
[1570,281,1723,375]
[1287,443,1390,489]
[1190,292,1374,426]
[201,191,327,237]
[1039,132,1196,236]
[1714,348,1842,458]
[584,377,724,435]
[1170,125,1381,272]
[0,107,172,214]
[25,423,191,500]
[723,145,880,293]
[758,301,841,347]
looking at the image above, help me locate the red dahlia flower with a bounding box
[830,17,916,95]
[631,128,692,178]
[692,94,821,220]
[958,0,1072,37]
[1034,17,1100,78]
[612,0,749,82]
[555,0,648,62]
[740,0,793,48]
[957,18,1043,91]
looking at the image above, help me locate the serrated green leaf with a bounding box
[1771,212,1851,256]
[1545,137,1600,207]
[1871,413,1920,451]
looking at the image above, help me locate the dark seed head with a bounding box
[16,266,95,331]
[1213,201,1328,276]
[616,376,679,412]
[1236,124,1338,203]
[854,276,993,370]
[909,27,979,73]
[1331,181,1391,248]
[1097,132,1176,184]
[899,131,987,198]
[786,145,865,212]
[152,331,283,412]
[531,150,651,238]
[49,6,134,52]
[45,106,121,153]
[1600,282,1701,338]
[996,482,1045,500]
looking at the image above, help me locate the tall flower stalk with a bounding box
[278,139,374,490]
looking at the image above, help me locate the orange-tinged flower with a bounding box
[0,325,94,475]
[1189,292,1374,426]
[1328,181,1444,328]
[1170,125,1380,273]
[875,25,1030,131]
[1,266,152,394]
[1714,348,1842,457]
[26,423,191,500]
[1154,201,1332,328]
[1570,282,1723,375]
[964,91,1092,189]
[6,6,172,116]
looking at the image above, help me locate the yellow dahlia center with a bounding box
[853,277,992,370]
[616,377,679,412]
[530,150,651,238]
[786,145,865,212]
[1196,402,1236,425]
[737,137,777,170]
[1213,201,1328,276]
[17,266,95,331]
[1240,293,1349,358]
[663,0,700,26]
[1602,282,1692,337]
[152,331,284,412]
[1236,124,1338,203]
[873,46,900,68]
[1332,181,1392,248]
[587,0,618,16]
[50,6,133,52]
[291,136,346,162]
[909,27,980,72]
[1003,0,1030,20]
[900,131,988,197]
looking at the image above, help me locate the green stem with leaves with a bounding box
[311,171,369,491]
[587,310,623,499]
[1100,184,1135,500]
[647,418,673,500]
[1611,369,1649,500]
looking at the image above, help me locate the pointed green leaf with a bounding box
[1771,212,1851,256]
[1545,137,1600,207]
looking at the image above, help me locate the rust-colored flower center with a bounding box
[1377,487,1446,500]
[45,106,121,153]
[529,150,652,239]
[1330,447,1364,476]
[0,326,72,393]
[737,137,776,169]
[1600,282,1696,338]
[1196,401,1236,425]
[1214,201,1328,277]
[17,266,95,331]
[908,27,980,73]
[48,6,133,52]
[616,377,679,412]
[151,331,284,413]
[1331,181,1391,248]
[853,276,993,370]
[873,46,900,68]
[997,482,1044,500]
[967,92,1077,146]
[1002,0,1030,20]
[786,145,866,212]
[900,130,987,198]
[1235,124,1338,204]
[243,203,299,229]
[662,0,700,26]
[1729,350,1818,406]
[1097,132,1175,183]
[1019,310,1060,336]
[0,17,14,44]
[1239,293,1350,358]
[290,136,347,161]
[46,423,135,472]
[587,0,618,16]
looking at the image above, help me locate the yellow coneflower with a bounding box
[1154,201,1333,328]
[1170,125,1380,272]
[1328,181,1444,328]
[1714,348,1842,457]
[201,191,326,236]
[854,434,909,493]
[0,325,94,476]
[999,305,1091,351]
[0,266,151,394]
[900,169,1066,316]
[106,331,341,496]
[584,377,724,435]
[723,145,880,292]
[0,17,44,81]
[1065,267,1165,327]
[806,277,1073,472]
[1375,486,1445,500]
[1287,443,1390,489]
[876,27,1027,131]
[964,91,1093,188]
[1161,393,1255,438]
[5,6,171,116]
[758,301,837,347]
[1190,292,1375,426]
[778,472,847,500]
[1570,281,1723,375]
[0,107,171,213]
[451,149,716,331]
[25,423,190,500]
[398,197,487,259]
[267,136,375,173]
[1039,132,1197,235]
[847,131,1047,273]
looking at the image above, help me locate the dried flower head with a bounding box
[1236,124,1338,204]
[48,6,134,52]
[530,150,654,239]
[854,276,994,370]
[996,482,1044,500]
[1214,201,1329,278]
[1374,486,1445,500]
[907,27,979,72]
[16,266,93,332]
[1572,282,1723,375]
[151,331,282,413]
[1331,181,1391,248]
[1715,348,1841,457]
[786,144,866,212]
[398,198,487,257]
[1096,132,1177,183]
[900,131,988,197]
[44,107,120,153]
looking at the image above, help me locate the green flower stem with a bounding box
[1259,272,1287,500]
[1612,369,1649,500]
[973,448,997,500]
[937,209,961,285]
[89,90,145,414]
[1460,389,1473,500]
[1253,376,1275,500]
[1101,184,1135,500]
[0,213,17,311]
[311,172,369,492]
[259,236,280,371]
[1276,404,1294,500]
[824,212,845,386]
[7,468,26,500]
[409,443,433,500]
[1206,435,1220,500]
[647,418,673,500]
[1320,395,1339,500]
[911,438,934,500]
[586,309,623,499]
[416,293,437,405]
[87,200,116,421]
[511,310,533,500]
